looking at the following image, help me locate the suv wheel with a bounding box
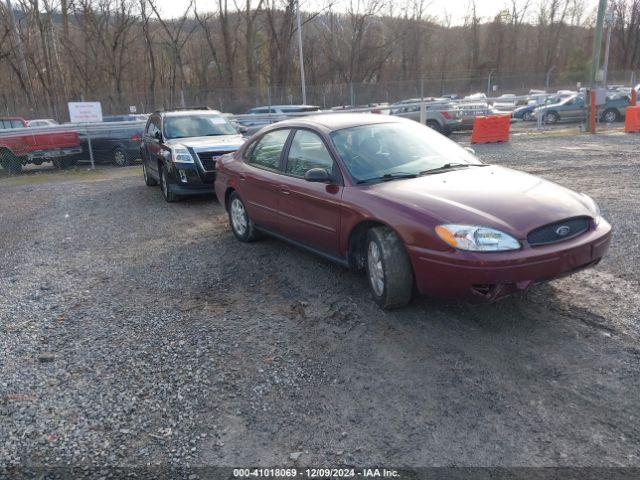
[365,227,413,309]
[143,163,158,186]
[160,165,178,202]
[228,192,260,242]
[113,147,131,167]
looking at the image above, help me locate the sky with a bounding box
[153,0,599,25]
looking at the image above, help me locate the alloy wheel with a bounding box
[230,198,248,236]
[114,149,126,166]
[604,111,617,123]
[367,241,385,297]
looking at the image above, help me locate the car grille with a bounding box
[196,151,233,172]
[527,217,590,246]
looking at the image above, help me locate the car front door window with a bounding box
[285,130,334,178]
[247,129,290,172]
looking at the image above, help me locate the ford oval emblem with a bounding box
[556,225,571,236]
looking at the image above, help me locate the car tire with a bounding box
[228,191,261,242]
[426,120,442,133]
[113,147,131,167]
[143,163,158,186]
[544,111,559,124]
[523,111,533,121]
[365,226,413,309]
[602,108,620,123]
[0,150,23,174]
[160,165,178,202]
[52,157,77,169]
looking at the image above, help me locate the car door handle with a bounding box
[239,174,246,181]
[279,187,291,195]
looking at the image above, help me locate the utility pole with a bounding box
[602,7,614,87]
[590,0,608,87]
[5,0,33,108]
[295,0,307,105]
[588,0,608,134]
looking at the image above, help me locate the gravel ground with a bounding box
[1,128,639,473]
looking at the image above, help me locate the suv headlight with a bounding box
[436,224,521,252]
[580,193,601,225]
[172,145,194,164]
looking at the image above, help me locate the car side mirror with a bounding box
[154,131,163,142]
[304,168,331,183]
[238,125,248,134]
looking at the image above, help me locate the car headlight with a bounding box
[580,193,601,224]
[435,224,521,252]
[172,145,194,164]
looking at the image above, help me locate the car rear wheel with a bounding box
[602,108,620,123]
[522,111,533,121]
[426,120,442,133]
[228,192,261,242]
[160,165,178,202]
[544,111,559,124]
[365,227,413,309]
[143,163,158,186]
[113,147,131,167]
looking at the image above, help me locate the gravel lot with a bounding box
[1,128,639,473]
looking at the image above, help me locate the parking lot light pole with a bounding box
[589,0,608,134]
[296,0,307,105]
[546,66,556,89]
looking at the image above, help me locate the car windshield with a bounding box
[330,121,482,183]
[163,114,237,139]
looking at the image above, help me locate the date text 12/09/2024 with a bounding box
[233,468,401,478]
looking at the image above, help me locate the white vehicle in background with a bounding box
[492,93,518,112]
[27,119,59,127]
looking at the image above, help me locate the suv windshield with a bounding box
[163,114,237,139]
[330,121,482,183]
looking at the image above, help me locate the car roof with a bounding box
[268,113,403,131]
[251,105,318,109]
[159,109,222,117]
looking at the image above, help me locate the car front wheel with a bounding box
[228,191,260,242]
[143,163,158,186]
[365,226,413,309]
[544,111,559,124]
[160,165,178,202]
[602,108,620,123]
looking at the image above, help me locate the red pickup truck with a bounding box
[0,117,82,174]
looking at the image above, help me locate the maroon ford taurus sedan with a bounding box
[214,114,611,309]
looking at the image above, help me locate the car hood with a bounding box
[165,135,244,150]
[362,166,595,238]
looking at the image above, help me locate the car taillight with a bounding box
[131,134,141,142]
[441,111,453,119]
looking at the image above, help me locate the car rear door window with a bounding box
[247,129,290,172]
[285,130,334,177]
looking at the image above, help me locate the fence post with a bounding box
[86,125,95,170]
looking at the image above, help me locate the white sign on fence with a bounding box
[68,102,103,123]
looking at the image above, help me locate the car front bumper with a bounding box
[168,163,215,195]
[407,219,612,301]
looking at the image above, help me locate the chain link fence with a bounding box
[2,70,638,121]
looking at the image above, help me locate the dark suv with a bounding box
[141,108,245,202]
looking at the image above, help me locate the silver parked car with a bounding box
[390,98,462,135]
